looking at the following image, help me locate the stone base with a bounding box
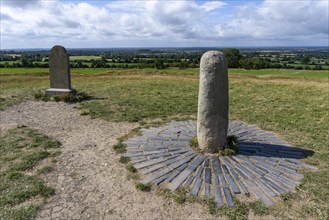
[46,88,76,97]
[123,120,317,208]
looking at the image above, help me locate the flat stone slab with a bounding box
[123,120,317,207]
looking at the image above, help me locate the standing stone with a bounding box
[46,45,75,96]
[197,51,228,153]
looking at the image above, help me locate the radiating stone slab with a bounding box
[204,184,211,198]
[245,179,274,207]
[212,156,222,174]
[168,170,193,191]
[134,157,166,169]
[214,186,223,207]
[141,167,173,184]
[236,179,250,196]
[187,155,206,171]
[190,177,203,196]
[141,163,166,175]
[223,187,235,208]
[166,164,189,182]
[184,176,195,187]
[204,167,211,184]
[225,174,240,194]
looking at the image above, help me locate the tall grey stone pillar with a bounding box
[46,45,75,96]
[197,51,228,153]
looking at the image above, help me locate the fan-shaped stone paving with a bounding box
[123,120,317,208]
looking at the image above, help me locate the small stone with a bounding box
[39,209,51,217]
[51,212,61,219]
[53,206,62,213]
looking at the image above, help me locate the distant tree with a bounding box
[301,56,310,65]
[91,59,107,68]
[154,59,166,69]
[179,60,189,69]
[313,65,322,70]
[282,63,288,68]
[239,58,253,70]
[21,58,33,67]
[253,58,267,69]
[74,60,84,68]
[223,48,242,68]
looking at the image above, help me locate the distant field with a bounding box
[0,68,50,75]
[287,63,329,70]
[0,67,328,78]
[229,68,329,78]
[70,56,101,61]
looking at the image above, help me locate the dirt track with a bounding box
[0,101,217,219]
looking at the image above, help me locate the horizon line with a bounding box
[1,46,328,51]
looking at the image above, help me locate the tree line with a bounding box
[0,48,326,70]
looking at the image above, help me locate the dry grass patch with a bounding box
[0,126,61,220]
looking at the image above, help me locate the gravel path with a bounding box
[0,101,215,220]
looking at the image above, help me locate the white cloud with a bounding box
[215,0,328,42]
[0,0,328,48]
[1,0,40,8]
[201,1,227,12]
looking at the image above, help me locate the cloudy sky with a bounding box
[1,0,328,49]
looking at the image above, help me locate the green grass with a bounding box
[1,67,328,78]
[159,187,200,205]
[135,183,151,192]
[0,74,48,110]
[70,55,101,61]
[119,156,130,164]
[77,75,199,123]
[249,201,270,216]
[113,142,128,154]
[220,135,239,156]
[160,188,250,220]
[0,127,61,220]
[37,166,54,174]
[1,205,39,220]
[126,164,137,173]
[0,68,50,75]
[229,68,329,78]
[189,136,199,151]
[0,68,328,219]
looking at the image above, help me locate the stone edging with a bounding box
[123,120,317,207]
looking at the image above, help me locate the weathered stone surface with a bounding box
[46,45,74,96]
[197,51,228,153]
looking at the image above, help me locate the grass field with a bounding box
[69,55,101,61]
[229,68,329,78]
[1,67,328,78]
[0,68,328,219]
